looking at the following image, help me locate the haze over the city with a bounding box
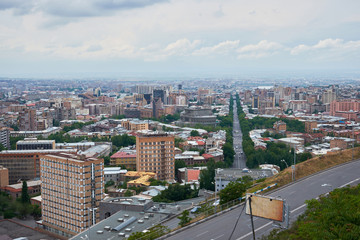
[1,0,360,78]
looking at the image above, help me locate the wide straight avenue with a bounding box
[166,159,360,240]
[232,99,246,169]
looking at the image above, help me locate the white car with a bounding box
[213,199,220,206]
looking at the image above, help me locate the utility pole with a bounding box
[293,143,296,181]
[352,124,354,160]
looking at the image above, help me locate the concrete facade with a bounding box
[136,133,175,181]
[40,153,104,238]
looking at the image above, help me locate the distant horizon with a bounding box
[1,68,360,81]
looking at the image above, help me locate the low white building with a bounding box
[215,168,273,192]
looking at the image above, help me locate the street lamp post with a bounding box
[293,144,296,181]
[281,159,288,169]
[352,125,355,160]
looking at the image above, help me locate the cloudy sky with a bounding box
[0,0,359,77]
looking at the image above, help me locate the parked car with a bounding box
[212,199,220,206]
[190,206,200,213]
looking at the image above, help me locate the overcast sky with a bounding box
[1,0,359,77]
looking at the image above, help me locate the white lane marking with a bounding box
[290,203,306,213]
[196,231,209,237]
[339,178,360,188]
[236,221,273,240]
[211,234,224,240]
[271,161,360,196]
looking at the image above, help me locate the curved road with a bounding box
[232,99,247,169]
[165,159,360,240]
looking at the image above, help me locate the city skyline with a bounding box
[1,0,360,77]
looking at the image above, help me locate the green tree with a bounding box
[178,210,192,227]
[219,176,252,204]
[128,225,169,240]
[103,156,110,165]
[0,143,5,151]
[222,142,235,166]
[199,159,216,191]
[124,190,133,197]
[175,160,186,181]
[18,202,31,219]
[262,184,360,240]
[190,130,200,137]
[152,183,197,202]
[21,181,30,204]
[111,134,136,148]
[32,204,41,220]
[10,124,19,131]
[149,178,167,186]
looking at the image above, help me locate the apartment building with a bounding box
[0,165,9,187]
[136,133,175,181]
[110,151,136,169]
[0,149,76,184]
[18,108,37,131]
[40,152,104,238]
[16,138,55,150]
[305,121,318,133]
[0,127,10,149]
[120,119,149,131]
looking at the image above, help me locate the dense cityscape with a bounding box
[0,76,359,239]
[1,0,359,239]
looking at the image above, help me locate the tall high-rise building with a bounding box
[18,108,37,131]
[136,133,175,181]
[40,152,104,238]
[0,127,10,149]
[322,89,337,104]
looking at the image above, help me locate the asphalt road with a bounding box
[232,99,247,169]
[166,159,360,240]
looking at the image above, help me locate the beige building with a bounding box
[305,121,317,133]
[0,165,9,187]
[330,138,355,150]
[110,151,136,169]
[40,152,104,238]
[0,149,76,184]
[273,121,287,132]
[136,133,175,181]
[120,119,149,131]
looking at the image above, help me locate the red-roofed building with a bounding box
[187,169,200,182]
[187,136,203,141]
[0,180,41,199]
[202,153,214,160]
[202,152,224,163]
[110,151,136,169]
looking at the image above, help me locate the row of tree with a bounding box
[152,183,198,203]
[0,181,41,220]
[236,94,311,169]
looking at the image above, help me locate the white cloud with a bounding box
[193,40,240,56]
[291,38,360,55]
[164,38,201,56]
[237,40,283,58]
[0,0,360,73]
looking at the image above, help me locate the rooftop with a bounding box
[0,219,56,240]
[4,180,42,190]
[70,210,168,240]
[0,149,77,154]
[111,151,136,159]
